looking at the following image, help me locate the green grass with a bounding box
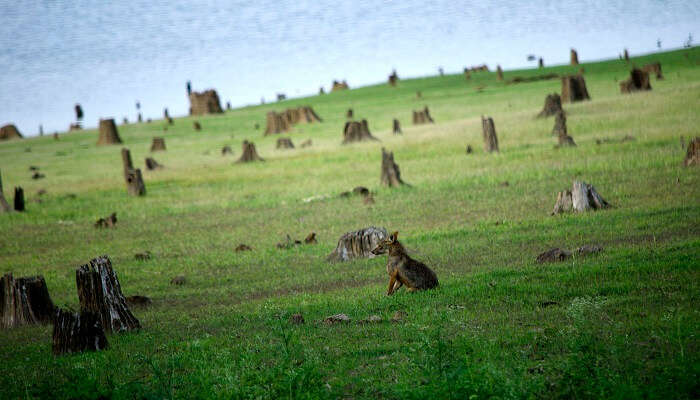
[1,47,699,399]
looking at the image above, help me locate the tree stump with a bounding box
[326,226,388,262]
[561,75,590,102]
[76,255,140,333]
[570,49,579,65]
[552,110,567,136]
[75,104,84,121]
[14,187,24,211]
[496,65,504,81]
[94,212,117,228]
[264,111,291,135]
[121,148,134,181]
[342,119,378,144]
[151,137,166,151]
[332,80,349,91]
[551,190,573,215]
[276,137,295,149]
[1,274,55,329]
[97,118,122,145]
[557,133,576,147]
[164,108,169,119]
[684,137,700,166]
[412,107,434,125]
[393,119,402,135]
[538,58,544,68]
[0,170,12,213]
[346,108,353,119]
[188,89,223,115]
[221,145,233,155]
[481,116,499,153]
[620,68,651,93]
[642,62,663,79]
[52,309,108,355]
[145,157,163,170]
[237,140,264,163]
[388,70,398,86]
[551,181,610,215]
[537,93,563,118]
[281,106,322,125]
[380,148,406,187]
[0,124,22,141]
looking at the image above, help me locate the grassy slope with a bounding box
[0,47,699,399]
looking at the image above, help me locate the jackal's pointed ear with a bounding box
[391,231,399,242]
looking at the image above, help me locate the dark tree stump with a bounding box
[538,57,544,68]
[343,119,378,144]
[145,157,163,170]
[192,121,201,131]
[237,140,264,163]
[620,68,651,93]
[642,62,663,80]
[393,119,402,135]
[346,108,353,119]
[412,106,434,125]
[76,255,140,333]
[0,124,22,140]
[326,226,388,262]
[552,110,567,137]
[304,232,317,244]
[0,170,12,213]
[163,108,169,119]
[552,181,609,215]
[167,117,174,125]
[221,145,233,155]
[265,111,291,135]
[52,309,108,355]
[151,137,166,152]
[623,48,630,61]
[481,116,499,153]
[561,75,590,102]
[332,80,349,91]
[570,48,579,65]
[121,148,134,181]
[496,65,504,81]
[381,148,406,187]
[97,119,122,145]
[14,187,24,211]
[121,150,146,196]
[94,212,117,228]
[466,145,473,154]
[684,137,700,166]
[282,106,322,125]
[276,137,295,149]
[537,93,563,118]
[188,89,223,115]
[1,274,55,329]
[75,104,84,121]
[388,70,398,86]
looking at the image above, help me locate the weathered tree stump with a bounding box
[412,106,434,125]
[1,274,55,329]
[393,119,402,135]
[561,75,590,102]
[570,49,579,65]
[343,119,378,144]
[620,68,651,93]
[552,181,609,214]
[276,137,295,149]
[265,111,291,135]
[497,65,504,81]
[145,157,163,170]
[281,106,322,125]
[96,119,122,145]
[0,124,22,141]
[120,149,146,196]
[52,308,108,355]
[380,148,406,187]
[188,89,223,115]
[121,148,133,180]
[326,226,388,262]
[552,110,567,136]
[151,137,166,151]
[94,212,117,228]
[237,140,264,163]
[221,145,233,155]
[76,255,140,333]
[14,187,24,211]
[346,108,353,119]
[0,170,12,213]
[642,62,663,79]
[684,137,700,166]
[481,116,499,153]
[537,93,563,118]
[304,232,317,244]
[388,70,398,86]
[332,80,349,91]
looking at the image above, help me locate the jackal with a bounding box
[371,231,438,295]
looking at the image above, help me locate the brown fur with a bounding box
[371,231,438,295]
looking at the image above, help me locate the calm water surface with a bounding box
[1,0,698,135]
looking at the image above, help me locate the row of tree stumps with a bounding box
[0,256,140,355]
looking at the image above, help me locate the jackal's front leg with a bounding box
[387,272,398,296]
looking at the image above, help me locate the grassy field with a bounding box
[1,47,699,399]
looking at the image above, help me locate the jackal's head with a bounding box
[371,231,399,255]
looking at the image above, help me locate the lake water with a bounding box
[1,0,697,136]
